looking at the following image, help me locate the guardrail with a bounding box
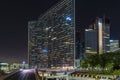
[68,74,115,80]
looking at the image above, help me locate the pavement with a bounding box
[0,75,6,80]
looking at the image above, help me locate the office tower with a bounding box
[110,40,119,52]
[85,17,110,54]
[28,0,77,68]
[85,29,97,54]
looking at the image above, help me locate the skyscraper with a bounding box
[110,40,119,52]
[85,29,97,54]
[85,17,110,54]
[28,0,77,68]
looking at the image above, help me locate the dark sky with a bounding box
[0,0,120,63]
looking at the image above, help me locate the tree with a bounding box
[81,58,89,68]
[99,54,108,70]
[89,54,100,69]
[81,51,120,73]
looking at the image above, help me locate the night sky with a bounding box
[0,0,120,63]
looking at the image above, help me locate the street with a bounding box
[4,69,40,80]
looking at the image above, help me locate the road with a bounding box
[3,69,40,80]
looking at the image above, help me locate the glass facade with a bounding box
[110,40,119,52]
[28,0,75,68]
[85,29,97,54]
[103,17,110,52]
[85,17,110,54]
[96,17,110,53]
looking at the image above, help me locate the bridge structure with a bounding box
[37,69,116,80]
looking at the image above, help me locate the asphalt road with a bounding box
[4,69,40,80]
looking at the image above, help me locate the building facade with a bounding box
[85,29,97,54]
[0,63,9,72]
[28,0,77,68]
[85,17,110,54]
[110,40,119,52]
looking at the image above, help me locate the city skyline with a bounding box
[0,0,120,63]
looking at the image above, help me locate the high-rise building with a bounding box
[85,29,97,54]
[110,40,119,52]
[85,17,110,54]
[28,0,78,68]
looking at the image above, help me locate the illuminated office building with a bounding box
[85,17,110,54]
[28,0,77,68]
[110,40,119,52]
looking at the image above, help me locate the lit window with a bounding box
[66,17,72,21]
[42,49,48,53]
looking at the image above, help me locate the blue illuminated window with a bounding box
[66,17,72,21]
[42,49,48,53]
[110,40,113,42]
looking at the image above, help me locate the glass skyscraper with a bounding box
[28,0,76,68]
